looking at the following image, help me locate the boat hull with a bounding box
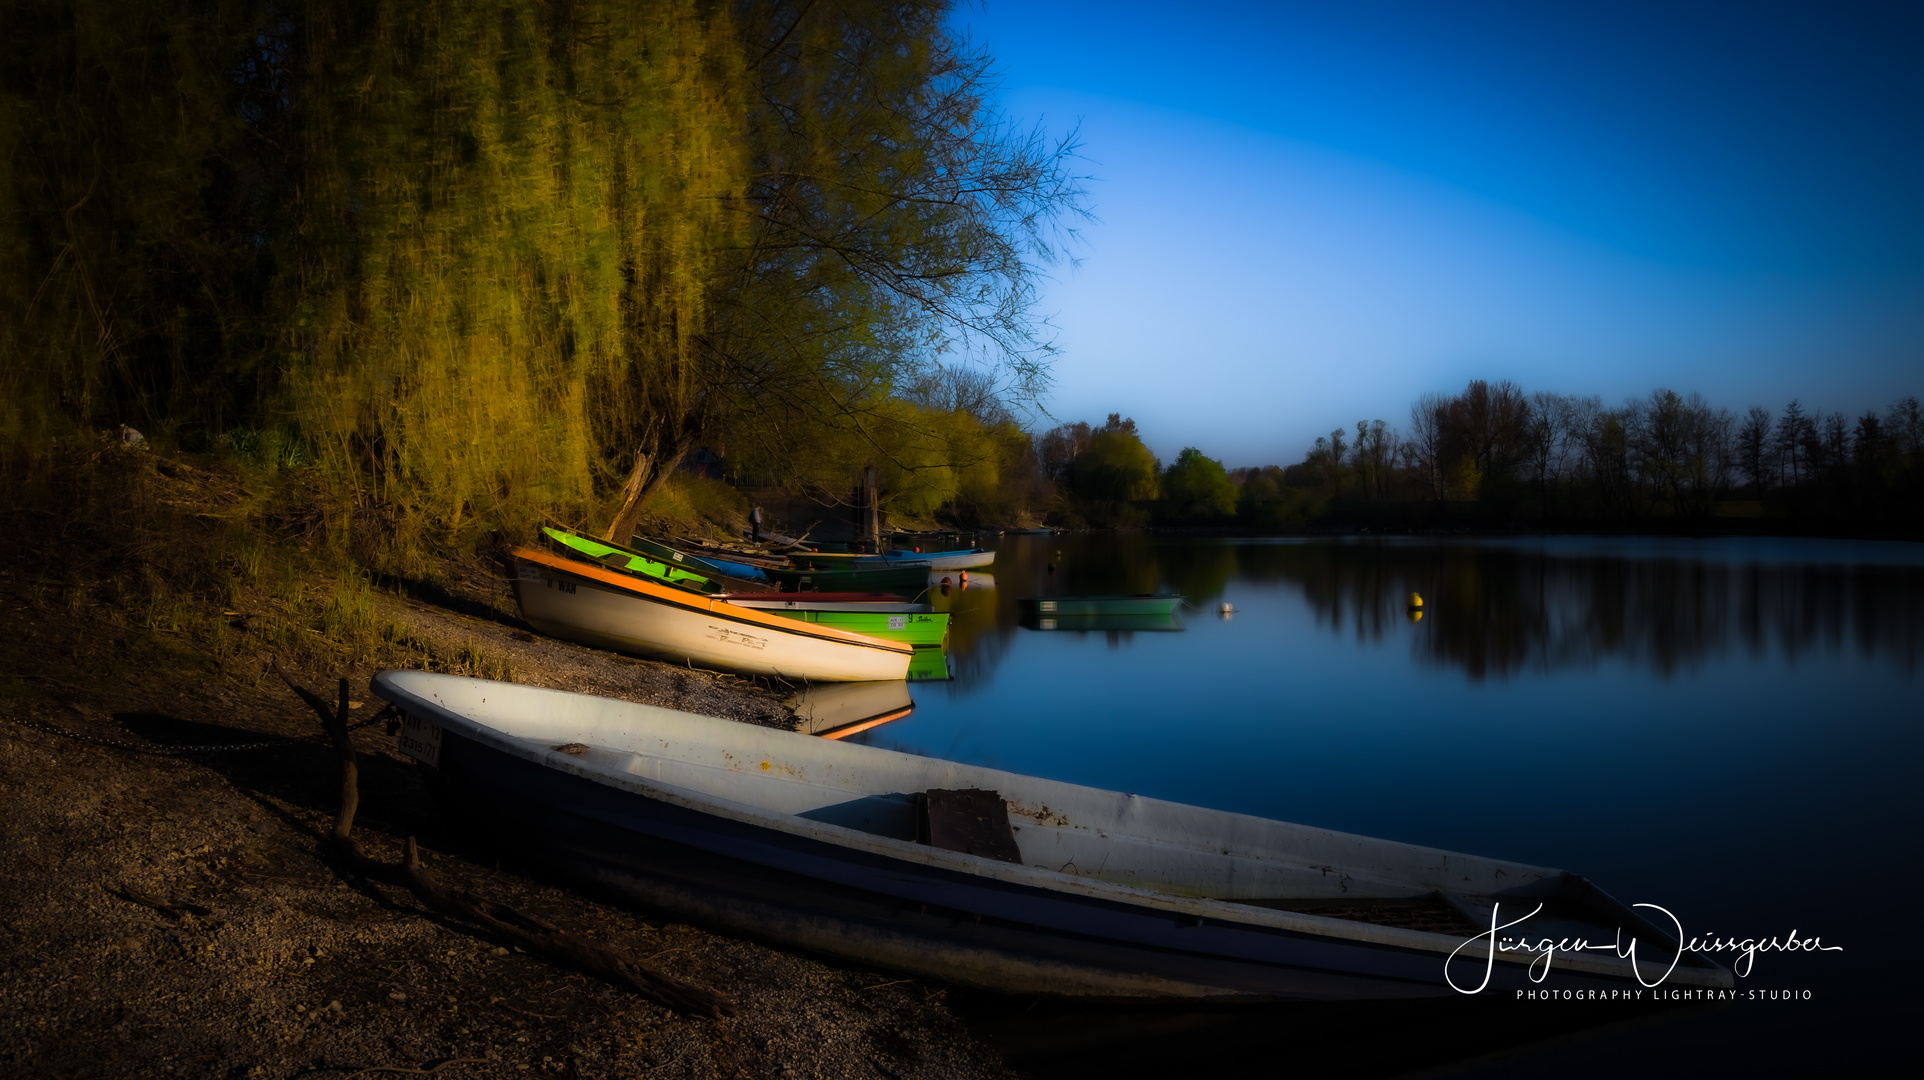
[511,551,909,682]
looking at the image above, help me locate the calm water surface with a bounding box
[863,533,1923,1074]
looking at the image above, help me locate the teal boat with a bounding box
[787,547,995,573]
[1017,595,1184,617]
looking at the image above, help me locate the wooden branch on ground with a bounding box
[274,663,736,1018]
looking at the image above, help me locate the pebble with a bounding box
[389,991,407,1001]
[328,1000,343,1013]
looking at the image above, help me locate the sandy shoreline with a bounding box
[0,530,1015,1080]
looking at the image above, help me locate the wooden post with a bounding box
[863,465,880,547]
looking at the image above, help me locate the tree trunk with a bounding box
[862,465,880,545]
[603,451,653,543]
[604,443,693,545]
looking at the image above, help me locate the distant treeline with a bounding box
[1014,383,1924,532]
[1236,381,1924,530]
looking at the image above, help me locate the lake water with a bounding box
[862,533,1923,1075]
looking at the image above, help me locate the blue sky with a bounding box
[952,0,1924,466]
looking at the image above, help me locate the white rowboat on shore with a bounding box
[377,670,1732,1000]
[510,548,910,682]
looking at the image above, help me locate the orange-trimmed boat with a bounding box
[510,547,911,682]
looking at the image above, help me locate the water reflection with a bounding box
[942,535,1922,683]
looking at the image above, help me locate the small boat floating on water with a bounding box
[377,671,1732,1000]
[788,547,996,573]
[510,547,910,682]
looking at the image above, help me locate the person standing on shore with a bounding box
[750,505,764,541]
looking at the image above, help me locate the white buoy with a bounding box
[1218,602,1234,617]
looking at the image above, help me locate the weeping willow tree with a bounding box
[279,0,748,540]
[711,0,1084,514]
[2,0,1082,545]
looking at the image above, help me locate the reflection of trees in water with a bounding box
[1157,541,1238,605]
[944,536,1919,684]
[1248,541,1922,680]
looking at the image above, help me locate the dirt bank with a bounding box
[0,454,1015,1080]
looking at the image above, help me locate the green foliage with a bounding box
[639,474,751,537]
[1069,429,1160,503]
[1161,447,1239,519]
[4,1,1081,554]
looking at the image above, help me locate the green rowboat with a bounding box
[724,598,949,647]
[540,527,736,593]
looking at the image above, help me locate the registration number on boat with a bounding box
[1037,600,1057,613]
[396,712,443,767]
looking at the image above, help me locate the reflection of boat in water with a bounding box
[907,647,952,681]
[1020,612,1184,633]
[378,671,1732,1001]
[788,681,914,740]
[1018,595,1182,617]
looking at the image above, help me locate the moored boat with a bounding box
[511,547,910,682]
[768,562,942,596]
[376,670,1733,1000]
[788,547,995,572]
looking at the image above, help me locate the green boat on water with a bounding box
[1016,594,1184,617]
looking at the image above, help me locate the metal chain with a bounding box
[0,709,389,755]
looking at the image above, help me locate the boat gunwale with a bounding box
[372,671,1732,989]
[511,548,912,656]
